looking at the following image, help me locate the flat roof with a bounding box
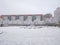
[1,14,43,16]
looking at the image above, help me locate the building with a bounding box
[54,7,60,24]
[0,14,45,26]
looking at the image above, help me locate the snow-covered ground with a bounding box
[0,26,60,45]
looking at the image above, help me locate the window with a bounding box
[40,15,43,21]
[8,16,11,21]
[24,15,28,21]
[16,16,19,20]
[32,15,36,21]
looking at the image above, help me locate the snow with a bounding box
[0,26,60,45]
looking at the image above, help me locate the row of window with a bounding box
[5,15,43,21]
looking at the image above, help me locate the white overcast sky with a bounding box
[0,0,60,15]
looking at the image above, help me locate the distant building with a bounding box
[0,13,55,26]
[0,14,45,26]
[54,7,60,24]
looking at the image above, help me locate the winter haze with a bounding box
[0,0,60,15]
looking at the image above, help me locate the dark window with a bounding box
[40,15,43,21]
[24,15,28,21]
[32,15,36,21]
[8,16,11,21]
[16,16,19,20]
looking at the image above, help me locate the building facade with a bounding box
[54,7,60,24]
[0,14,45,26]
